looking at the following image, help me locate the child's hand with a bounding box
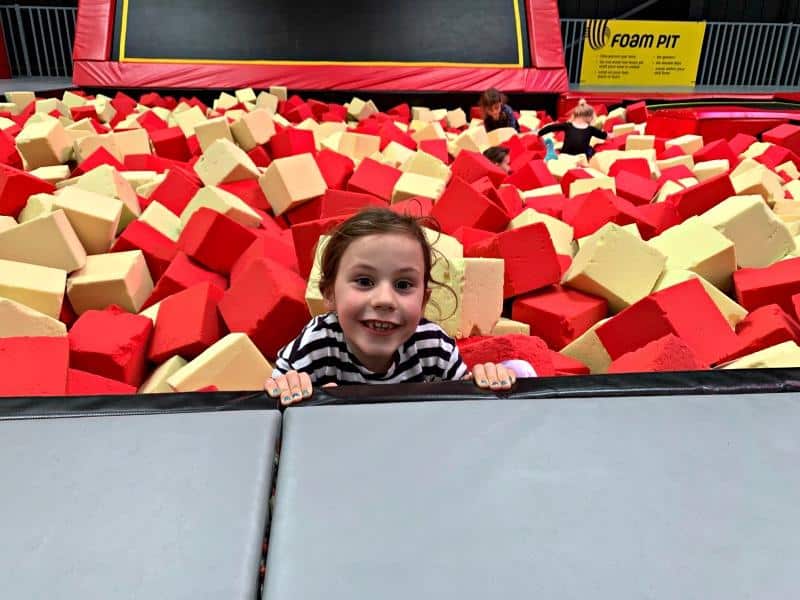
[264,370,312,406]
[466,362,517,391]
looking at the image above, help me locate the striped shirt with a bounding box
[273,312,468,385]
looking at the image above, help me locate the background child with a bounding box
[479,88,519,133]
[536,99,608,157]
[265,208,519,405]
[483,146,511,174]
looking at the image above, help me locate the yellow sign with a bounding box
[580,20,706,86]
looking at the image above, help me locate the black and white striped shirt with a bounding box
[273,312,468,385]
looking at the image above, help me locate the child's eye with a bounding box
[354,277,373,288]
[395,280,414,291]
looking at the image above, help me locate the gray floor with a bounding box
[266,395,800,600]
[2,410,280,600]
[0,77,74,93]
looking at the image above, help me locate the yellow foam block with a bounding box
[259,152,327,215]
[213,92,238,111]
[114,114,144,130]
[230,108,276,151]
[119,170,159,191]
[194,138,261,186]
[452,127,489,154]
[235,88,257,104]
[411,106,433,122]
[518,112,541,131]
[487,127,517,147]
[15,116,72,169]
[547,153,588,179]
[721,340,800,369]
[6,91,35,113]
[0,209,85,272]
[693,159,730,181]
[61,90,86,108]
[445,108,467,129]
[256,91,279,114]
[0,258,65,319]
[654,179,685,203]
[785,179,800,200]
[391,172,445,203]
[773,199,800,217]
[166,333,274,392]
[731,166,783,206]
[647,216,735,290]
[589,148,657,177]
[138,300,161,325]
[136,172,168,198]
[75,164,141,231]
[347,97,378,121]
[508,208,574,256]
[0,216,15,233]
[740,141,773,159]
[113,128,151,157]
[610,123,636,137]
[521,184,563,200]
[381,141,416,167]
[700,194,794,268]
[139,355,189,393]
[66,250,153,314]
[52,187,123,255]
[562,223,666,313]
[653,268,746,328]
[569,175,616,198]
[423,228,463,334]
[777,161,800,180]
[490,317,530,336]
[269,86,288,101]
[34,97,69,118]
[625,134,655,150]
[169,105,204,137]
[305,234,330,317]
[29,165,71,185]
[401,151,450,182]
[89,97,116,123]
[559,317,612,374]
[665,134,704,155]
[574,223,639,255]
[73,133,121,163]
[308,121,346,150]
[656,154,694,172]
[457,258,504,338]
[411,121,447,144]
[0,296,67,338]
[678,177,699,189]
[18,192,55,223]
[337,131,381,161]
[180,185,261,228]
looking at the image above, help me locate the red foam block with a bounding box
[664,172,735,222]
[320,189,387,219]
[143,252,228,309]
[733,257,800,315]
[607,334,706,374]
[431,176,509,234]
[315,148,355,191]
[550,350,590,376]
[418,139,449,163]
[148,281,226,363]
[389,197,433,217]
[561,189,641,238]
[231,230,299,282]
[456,334,556,376]
[692,138,738,166]
[219,179,269,211]
[465,222,561,298]
[347,158,402,202]
[218,257,311,359]
[608,157,651,179]
[178,207,258,275]
[110,220,177,281]
[291,215,349,279]
[269,128,316,159]
[615,170,659,206]
[511,285,608,350]
[150,126,191,162]
[505,159,557,190]
[0,163,56,218]
[67,369,138,395]
[596,278,737,365]
[762,123,800,157]
[0,336,69,396]
[718,303,800,364]
[68,306,153,386]
[450,150,506,187]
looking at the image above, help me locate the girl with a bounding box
[479,88,520,133]
[537,99,608,157]
[483,146,511,174]
[265,208,518,405]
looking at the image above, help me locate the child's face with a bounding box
[500,154,511,174]
[487,102,502,120]
[325,233,430,373]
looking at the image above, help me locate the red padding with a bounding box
[74,0,115,61]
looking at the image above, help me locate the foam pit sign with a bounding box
[581,20,706,86]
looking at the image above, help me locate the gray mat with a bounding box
[265,395,800,600]
[2,410,280,600]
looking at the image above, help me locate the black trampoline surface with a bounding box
[265,393,800,599]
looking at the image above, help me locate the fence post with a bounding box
[774,24,793,87]
[12,4,31,76]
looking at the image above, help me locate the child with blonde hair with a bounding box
[537,99,608,157]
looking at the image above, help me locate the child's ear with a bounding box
[323,289,336,312]
[422,288,432,309]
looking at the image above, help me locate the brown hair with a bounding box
[483,145,510,165]
[572,98,595,120]
[318,208,455,317]
[479,88,507,110]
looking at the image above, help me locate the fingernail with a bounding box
[479,379,488,386]
[271,388,280,396]
[490,381,499,387]
[500,379,509,386]
[291,392,301,399]
[302,389,312,397]
[282,395,291,403]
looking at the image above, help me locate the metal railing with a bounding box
[0,5,78,78]
[561,18,800,89]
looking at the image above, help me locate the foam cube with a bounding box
[596,278,738,365]
[66,369,137,395]
[15,117,72,168]
[733,256,800,315]
[0,162,56,218]
[139,356,188,393]
[194,138,260,186]
[110,220,177,281]
[653,269,746,329]
[139,200,182,242]
[68,305,153,385]
[319,189,386,219]
[258,152,325,215]
[490,317,530,336]
[665,134,704,155]
[166,332,273,392]
[665,172,735,221]
[607,334,705,373]
[178,207,257,275]
[230,109,276,151]
[401,150,450,182]
[445,108,467,128]
[180,185,261,228]
[731,165,783,206]
[0,258,65,318]
[74,164,141,231]
[143,251,226,308]
[563,223,666,313]
[336,131,381,162]
[457,334,556,376]
[431,176,508,234]
[452,127,489,155]
[66,250,154,314]
[30,164,71,185]
[721,340,800,369]
[113,129,151,158]
[720,303,800,364]
[218,257,310,359]
[0,336,69,396]
[699,194,795,268]
[391,172,445,203]
[148,168,201,216]
[0,209,85,271]
[193,116,233,152]
[450,150,507,187]
[347,157,402,202]
[559,317,612,374]
[625,134,655,150]
[647,216,736,290]
[0,297,66,338]
[508,208,573,256]
[52,186,123,254]
[693,159,730,181]
[613,170,659,206]
[149,126,190,162]
[465,223,561,298]
[560,189,642,239]
[454,258,505,338]
[512,285,608,350]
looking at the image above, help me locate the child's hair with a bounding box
[318,207,437,301]
[483,145,510,165]
[572,98,595,120]
[479,88,507,110]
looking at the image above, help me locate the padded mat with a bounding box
[265,395,800,599]
[2,410,280,600]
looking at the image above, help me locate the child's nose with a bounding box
[370,282,396,309]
